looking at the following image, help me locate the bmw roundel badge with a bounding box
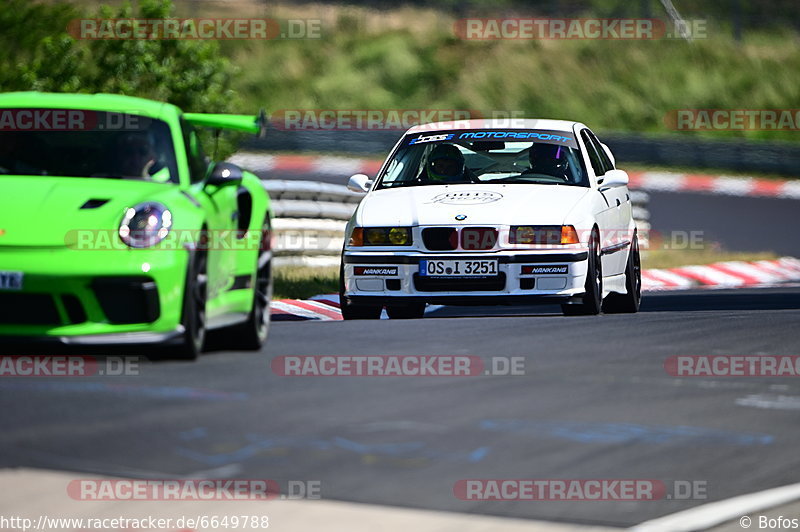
[455,214,467,221]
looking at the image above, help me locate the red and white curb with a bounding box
[271,296,342,321]
[270,257,800,320]
[231,152,800,200]
[642,256,800,291]
[627,171,800,199]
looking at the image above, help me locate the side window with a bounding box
[181,120,208,184]
[587,131,614,173]
[580,130,605,177]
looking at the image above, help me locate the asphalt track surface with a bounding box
[2,287,800,527]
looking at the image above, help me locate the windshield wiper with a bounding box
[378,181,423,189]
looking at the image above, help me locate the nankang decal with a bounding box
[428,191,503,205]
[408,133,455,145]
[458,131,572,143]
[522,265,569,275]
[354,266,399,276]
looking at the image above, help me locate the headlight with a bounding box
[349,227,412,246]
[510,225,580,245]
[119,202,173,248]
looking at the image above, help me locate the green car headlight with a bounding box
[119,202,173,248]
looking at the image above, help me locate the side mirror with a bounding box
[600,143,616,167]
[599,169,629,190]
[347,173,372,194]
[206,162,243,187]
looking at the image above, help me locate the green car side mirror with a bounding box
[205,162,243,188]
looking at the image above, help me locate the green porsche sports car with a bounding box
[0,92,272,359]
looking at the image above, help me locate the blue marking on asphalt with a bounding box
[0,381,247,401]
[479,419,774,445]
[179,427,209,440]
[468,446,490,462]
[174,431,490,466]
[331,437,426,455]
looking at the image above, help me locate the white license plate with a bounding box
[0,271,23,290]
[419,259,498,277]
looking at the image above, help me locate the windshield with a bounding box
[376,129,588,189]
[0,109,178,183]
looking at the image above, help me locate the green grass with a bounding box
[218,3,800,143]
[273,266,339,300]
[642,248,779,270]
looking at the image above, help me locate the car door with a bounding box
[587,130,630,275]
[181,121,238,313]
[579,129,626,276]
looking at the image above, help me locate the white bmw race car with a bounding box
[339,119,641,319]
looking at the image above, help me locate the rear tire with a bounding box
[603,233,642,314]
[386,302,426,319]
[339,262,382,320]
[562,228,602,316]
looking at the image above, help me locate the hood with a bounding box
[358,184,590,227]
[0,176,186,247]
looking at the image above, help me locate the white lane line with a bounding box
[736,394,800,411]
[630,482,800,532]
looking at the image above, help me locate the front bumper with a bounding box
[0,246,189,339]
[342,250,589,306]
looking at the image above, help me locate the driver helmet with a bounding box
[528,143,569,175]
[426,143,466,182]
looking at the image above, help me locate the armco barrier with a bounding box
[263,180,651,268]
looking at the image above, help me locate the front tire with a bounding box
[562,228,602,316]
[174,249,208,360]
[603,233,642,314]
